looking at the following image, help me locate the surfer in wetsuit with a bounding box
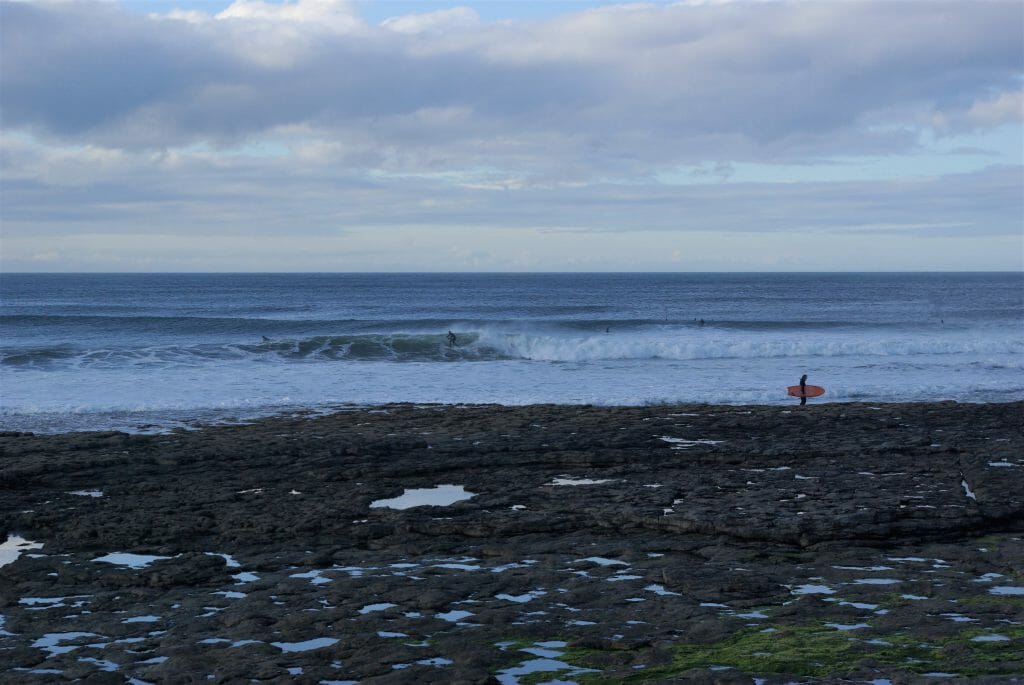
[446,330,457,347]
[799,374,808,406]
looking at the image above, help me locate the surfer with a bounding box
[799,374,808,406]
[261,335,271,342]
[446,330,457,347]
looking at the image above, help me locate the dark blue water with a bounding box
[2,273,1021,433]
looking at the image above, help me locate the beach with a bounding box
[1,401,1022,683]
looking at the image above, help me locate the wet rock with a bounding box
[0,401,1021,682]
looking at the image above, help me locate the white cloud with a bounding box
[0,0,1021,270]
[966,90,1024,128]
[382,6,479,35]
[215,0,361,30]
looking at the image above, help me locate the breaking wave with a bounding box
[4,330,1021,368]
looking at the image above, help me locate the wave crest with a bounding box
[3,330,1021,368]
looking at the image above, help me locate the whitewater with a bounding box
[1,273,1021,433]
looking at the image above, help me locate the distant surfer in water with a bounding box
[261,335,271,342]
[447,330,457,347]
[799,374,808,406]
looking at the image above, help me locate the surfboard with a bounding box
[787,384,825,398]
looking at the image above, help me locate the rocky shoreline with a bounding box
[2,401,1022,683]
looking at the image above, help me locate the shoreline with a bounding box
[4,397,1024,439]
[2,401,1022,682]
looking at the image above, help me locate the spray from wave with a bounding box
[3,329,1021,368]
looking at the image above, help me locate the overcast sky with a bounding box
[1,0,1021,272]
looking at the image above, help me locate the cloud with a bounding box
[382,6,480,34]
[0,0,1021,271]
[2,0,1021,168]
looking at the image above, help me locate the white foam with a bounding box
[69,489,103,497]
[370,484,475,509]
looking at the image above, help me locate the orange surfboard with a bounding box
[788,384,825,398]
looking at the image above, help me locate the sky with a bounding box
[1,0,1022,272]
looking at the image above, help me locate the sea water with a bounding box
[1,273,1020,433]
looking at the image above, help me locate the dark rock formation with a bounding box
[1,402,1022,682]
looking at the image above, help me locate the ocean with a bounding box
[1,273,1021,434]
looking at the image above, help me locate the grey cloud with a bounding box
[2,0,1020,168]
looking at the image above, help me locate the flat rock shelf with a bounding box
[1,401,1022,683]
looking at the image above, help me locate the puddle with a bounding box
[854,578,901,585]
[825,622,870,630]
[271,637,339,652]
[69,490,103,497]
[834,600,878,610]
[290,570,333,585]
[942,613,978,623]
[990,586,1024,596]
[961,479,977,500]
[0,535,44,567]
[370,484,475,509]
[93,553,171,569]
[123,615,161,623]
[20,596,89,608]
[436,609,474,622]
[659,436,723,449]
[575,557,629,567]
[549,477,614,486]
[971,634,1010,642]
[496,590,547,603]
[791,584,835,595]
[433,562,481,571]
[496,656,598,684]
[359,603,397,614]
[206,552,241,568]
[33,632,100,656]
[645,584,681,596]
